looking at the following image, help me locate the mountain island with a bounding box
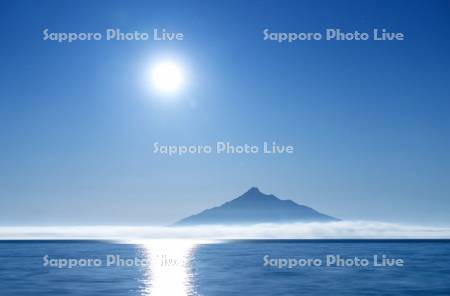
[175,187,339,225]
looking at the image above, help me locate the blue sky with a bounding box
[0,0,449,225]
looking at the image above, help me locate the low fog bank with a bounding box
[1,221,450,240]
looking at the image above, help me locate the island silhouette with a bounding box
[175,187,339,225]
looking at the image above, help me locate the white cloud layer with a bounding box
[1,221,450,240]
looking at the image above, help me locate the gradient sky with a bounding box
[1,0,449,225]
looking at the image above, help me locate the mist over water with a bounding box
[1,221,450,240]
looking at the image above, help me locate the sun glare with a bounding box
[139,239,200,296]
[150,61,185,94]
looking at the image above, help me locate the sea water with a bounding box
[0,240,449,295]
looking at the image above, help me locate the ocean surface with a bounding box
[0,240,449,295]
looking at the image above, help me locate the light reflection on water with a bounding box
[137,239,208,296]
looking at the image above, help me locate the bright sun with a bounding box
[150,61,185,94]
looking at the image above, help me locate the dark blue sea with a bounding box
[0,240,449,295]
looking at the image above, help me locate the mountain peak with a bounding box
[234,187,278,203]
[246,187,261,194]
[240,187,268,198]
[174,188,339,225]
